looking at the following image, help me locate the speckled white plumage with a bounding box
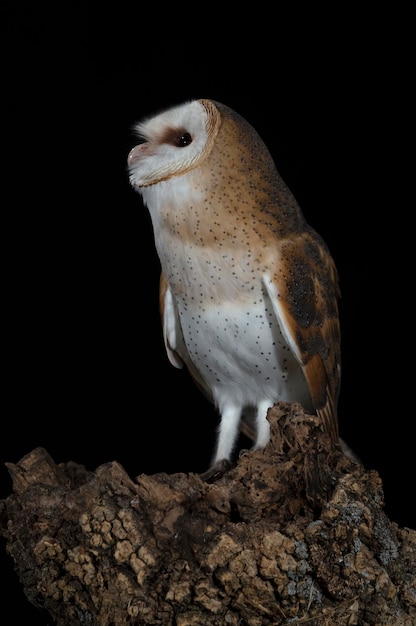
[128,99,342,479]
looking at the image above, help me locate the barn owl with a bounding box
[128,99,343,480]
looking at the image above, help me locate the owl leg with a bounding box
[237,400,272,464]
[199,404,241,482]
[253,399,272,450]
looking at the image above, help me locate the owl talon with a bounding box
[199,459,232,482]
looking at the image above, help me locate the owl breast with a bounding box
[143,175,314,415]
[173,275,314,414]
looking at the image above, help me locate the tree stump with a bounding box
[1,402,415,625]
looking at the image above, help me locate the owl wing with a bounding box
[262,229,341,444]
[159,272,185,370]
[159,272,215,402]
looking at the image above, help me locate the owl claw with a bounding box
[199,459,232,482]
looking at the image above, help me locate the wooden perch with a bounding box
[1,402,415,625]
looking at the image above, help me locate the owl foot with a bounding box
[199,459,232,482]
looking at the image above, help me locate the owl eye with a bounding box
[177,132,192,147]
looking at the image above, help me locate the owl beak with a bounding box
[127,144,142,167]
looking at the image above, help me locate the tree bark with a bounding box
[1,402,415,625]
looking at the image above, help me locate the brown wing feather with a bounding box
[273,230,341,443]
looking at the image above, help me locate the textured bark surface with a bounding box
[1,402,415,625]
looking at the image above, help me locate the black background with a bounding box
[2,3,413,623]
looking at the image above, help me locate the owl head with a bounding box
[128,98,284,187]
[127,99,224,188]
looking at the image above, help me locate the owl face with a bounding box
[128,99,221,188]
